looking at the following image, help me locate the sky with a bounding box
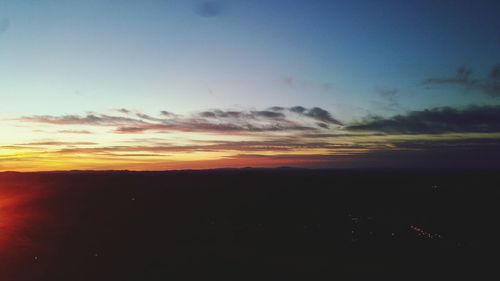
[1,0,500,171]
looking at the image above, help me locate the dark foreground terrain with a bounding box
[0,169,499,280]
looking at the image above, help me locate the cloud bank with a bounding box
[10,104,500,170]
[19,106,343,134]
[347,105,500,134]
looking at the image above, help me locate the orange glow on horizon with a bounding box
[0,147,366,172]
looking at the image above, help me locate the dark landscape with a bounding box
[1,169,498,280]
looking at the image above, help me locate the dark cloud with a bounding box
[317,123,329,129]
[196,109,282,120]
[304,107,343,125]
[423,66,472,86]
[288,106,343,125]
[254,110,285,119]
[0,18,9,33]
[114,122,315,134]
[290,106,306,113]
[160,111,176,117]
[392,138,500,149]
[194,1,224,17]
[300,133,354,138]
[190,106,340,129]
[269,106,285,111]
[423,65,500,97]
[347,105,500,134]
[19,114,147,126]
[199,111,217,118]
[136,113,165,123]
[58,130,93,134]
[19,106,342,134]
[117,108,131,114]
[115,126,161,134]
[199,110,242,119]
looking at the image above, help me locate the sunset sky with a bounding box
[1,0,500,171]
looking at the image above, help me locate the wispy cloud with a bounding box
[116,108,131,114]
[375,88,401,112]
[58,130,93,134]
[52,139,368,156]
[16,105,500,136]
[423,65,500,97]
[18,106,343,134]
[19,141,97,146]
[19,114,147,126]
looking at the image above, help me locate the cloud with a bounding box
[58,130,93,134]
[41,138,370,159]
[8,105,500,170]
[160,111,176,117]
[304,107,343,125]
[300,133,355,138]
[283,106,343,125]
[198,110,242,118]
[376,88,400,111]
[114,122,315,134]
[194,1,225,17]
[117,108,131,114]
[254,110,285,119]
[199,109,284,119]
[135,113,166,123]
[19,114,146,126]
[290,106,306,113]
[269,106,285,111]
[423,65,500,97]
[347,105,500,134]
[18,141,97,146]
[18,106,343,134]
